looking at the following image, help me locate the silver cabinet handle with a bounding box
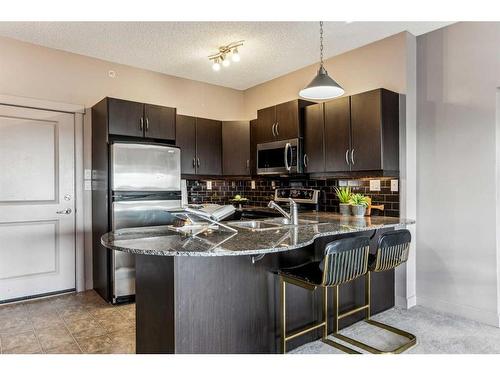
[284,142,291,171]
[275,122,279,136]
[345,149,350,165]
[145,117,149,131]
[271,123,276,137]
[56,208,72,215]
[192,158,196,168]
[351,149,355,165]
[303,153,308,168]
[197,158,200,168]
[140,117,144,131]
[246,159,250,170]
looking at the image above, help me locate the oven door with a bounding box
[257,138,300,175]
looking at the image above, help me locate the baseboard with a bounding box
[417,296,500,327]
[395,294,417,309]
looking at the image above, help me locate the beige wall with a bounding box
[243,32,408,119]
[0,36,244,120]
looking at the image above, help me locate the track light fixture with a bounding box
[209,41,244,71]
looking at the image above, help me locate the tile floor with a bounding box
[0,290,135,354]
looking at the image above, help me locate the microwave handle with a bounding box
[284,142,291,171]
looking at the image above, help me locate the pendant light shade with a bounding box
[299,21,344,100]
[299,66,344,100]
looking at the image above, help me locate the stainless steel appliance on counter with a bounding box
[257,138,302,175]
[110,142,181,303]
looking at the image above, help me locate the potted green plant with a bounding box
[349,193,369,217]
[334,186,352,216]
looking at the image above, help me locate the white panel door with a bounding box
[0,104,75,302]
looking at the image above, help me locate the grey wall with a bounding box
[417,22,500,325]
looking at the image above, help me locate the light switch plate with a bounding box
[84,169,92,180]
[206,180,212,190]
[251,180,256,190]
[347,180,360,187]
[369,179,381,191]
[271,181,276,189]
[338,180,348,187]
[84,181,92,191]
[391,179,399,192]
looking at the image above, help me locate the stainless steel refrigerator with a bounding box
[110,142,181,303]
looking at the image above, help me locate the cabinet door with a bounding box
[108,98,144,137]
[303,103,325,173]
[324,97,351,172]
[196,118,222,176]
[350,90,382,171]
[275,100,300,140]
[144,104,176,141]
[256,106,276,143]
[222,121,250,176]
[175,115,197,174]
[249,119,257,175]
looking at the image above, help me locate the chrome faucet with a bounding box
[268,198,299,225]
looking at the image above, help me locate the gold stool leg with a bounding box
[280,276,286,354]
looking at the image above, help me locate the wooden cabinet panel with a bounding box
[249,119,257,176]
[275,100,299,140]
[222,121,250,176]
[303,103,325,173]
[256,106,275,144]
[324,97,351,172]
[175,115,197,174]
[350,90,383,171]
[108,98,144,137]
[144,104,176,141]
[196,118,222,176]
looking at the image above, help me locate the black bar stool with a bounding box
[333,229,416,354]
[279,236,370,354]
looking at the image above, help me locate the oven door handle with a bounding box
[284,142,291,171]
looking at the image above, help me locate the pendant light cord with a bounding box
[319,21,324,68]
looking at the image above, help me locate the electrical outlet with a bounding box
[84,180,92,191]
[206,181,212,190]
[391,179,399,192]
[347,180,360,187]
[271,181,276,189]
[338,180,348,187]
[369,179,381,191]
[251,180,256,190]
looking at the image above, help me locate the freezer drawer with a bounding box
[111,199,181,300]
[111,143,181,191]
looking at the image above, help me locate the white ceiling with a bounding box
[0,22,452,90]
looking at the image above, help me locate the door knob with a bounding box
[56,208,72,215]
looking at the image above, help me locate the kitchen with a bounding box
[0,4,500,372]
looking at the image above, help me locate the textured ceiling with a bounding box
[0,22,452,90]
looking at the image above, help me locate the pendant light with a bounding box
[299,21,344,100]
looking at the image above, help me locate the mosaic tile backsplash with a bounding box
[186,178,400,217]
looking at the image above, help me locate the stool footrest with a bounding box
[321,338,361,354]
[285,321,326,342]
[333,319,417,354]
[338,304,369,320]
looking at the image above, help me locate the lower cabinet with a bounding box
[176,115,222,176]
[222,121,250,176]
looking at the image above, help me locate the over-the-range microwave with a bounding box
[257,138,302,175]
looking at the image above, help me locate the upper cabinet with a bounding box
[222,121,250,176]
[106,97,176,141]
[249,119,257,176]
[304,88,400,175]
[256,99,313,143]
[175,115,222,176]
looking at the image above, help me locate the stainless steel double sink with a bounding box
[228,217,319,231]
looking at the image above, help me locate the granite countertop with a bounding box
[101,212,415,257]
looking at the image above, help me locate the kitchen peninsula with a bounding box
[102,212,414,354]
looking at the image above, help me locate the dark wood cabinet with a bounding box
[303,103,325,173]
[222,121,250,176]
[106,98,176,141]
[175,115,197,174]
[350,89,399,172]
[144,104,176,141]
[303,89,399,176]
[324,96,351,172]
[249,119,257,176]
[256,99,313,143]
[176,115,222,176]
[108,98,144,137]
[196,118,222,176]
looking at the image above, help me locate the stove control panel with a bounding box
[274,188,319,204]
